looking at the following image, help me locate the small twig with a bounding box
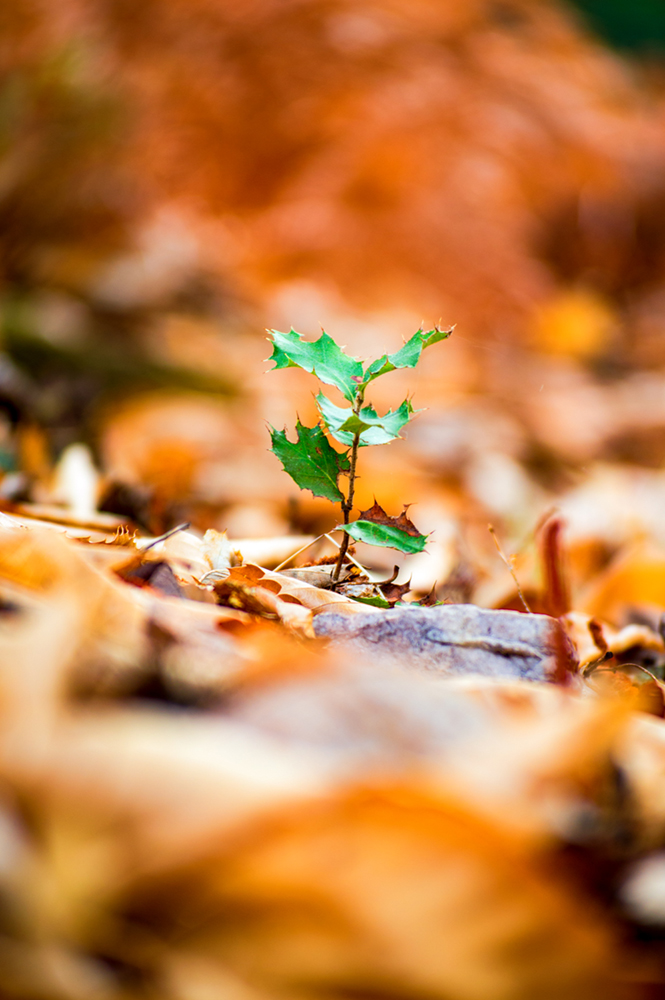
[488,524,532,614]
[273,530,370,577]
[587,660,665,690]
[324,533,369,576]
[581,650,614,678]
[273,532,328,572]
[139,522,191,551]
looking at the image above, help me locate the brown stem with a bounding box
[332,388,363,584]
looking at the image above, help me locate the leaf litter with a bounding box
[1,485,665,998]
[3,323,665,992]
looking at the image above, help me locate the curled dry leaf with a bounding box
[212,565,314,633]
[279,563,356,589]
[563,612,665,674]
[213,563,378,628]
[582,544,665,627]
[230,535,318,569]
[358,500,422,538]
[606,623,665,663]
[144,530,317,584]
[0,526,147,725]
[562,612,610,673]
[376,565,413,606]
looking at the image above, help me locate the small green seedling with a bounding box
[267,326,452,582]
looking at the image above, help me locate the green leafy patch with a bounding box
[316,393,416,447]
[339,519,427,554]
[267,329,363,402]
[348,592,392,609]
[270,421,350,503]
[338,500,428,553]
[361,326,453,386]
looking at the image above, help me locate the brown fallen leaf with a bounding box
[562,611,610,673]
[212,565,314,633]
[279,564,356,589]
[358,499,423,538]
[415,582,439,606]
[213,563,378,626]
[232,535,319,569]
[377,565,413,605]
[115,554,185,598]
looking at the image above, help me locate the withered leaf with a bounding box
[340,501,428,554]
[358,501,423,539]
[213,563,374,626]
[378,568,412,606]
[115,556,184,599]
[415,584,439,607]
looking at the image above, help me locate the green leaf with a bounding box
[362,326,452,386]
[316,393,416,447]
[339,519,428,554]
[349,593,392,609]
[270,421,350,503]
[339,400,415,442]
[267,329,363,402]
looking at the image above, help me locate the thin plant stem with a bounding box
[332,387,364,584]
[488,524,532,614]
[273,532,328,572]
[323,533,369,576]
[139,522,191,551]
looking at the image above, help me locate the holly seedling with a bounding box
[267,326,452,582]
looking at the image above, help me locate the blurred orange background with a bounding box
[3,0,665,589]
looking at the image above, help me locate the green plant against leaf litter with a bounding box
[267,326,452,583]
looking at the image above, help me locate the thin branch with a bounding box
[488,524,532,614]
[332,386,364,584]
[331,432,360,583]
[273,532,328,572]
[323,533,369,576]
[139,522,191,551]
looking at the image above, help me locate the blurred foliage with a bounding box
[3,0,665,529]
[570,0,665,53]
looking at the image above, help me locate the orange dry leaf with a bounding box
[213,563,376,627]
[145,787,626,1000]
[0,526,147,724]
[582,544,665,626]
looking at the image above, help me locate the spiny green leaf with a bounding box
[361,326,453,386]
[339,400,416,442]
[270,421,350,503]
[339,520,428,554]
[267,329,363,402]
[339,500,428,553]
[349,592,392,609]
[316,393,417,447]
